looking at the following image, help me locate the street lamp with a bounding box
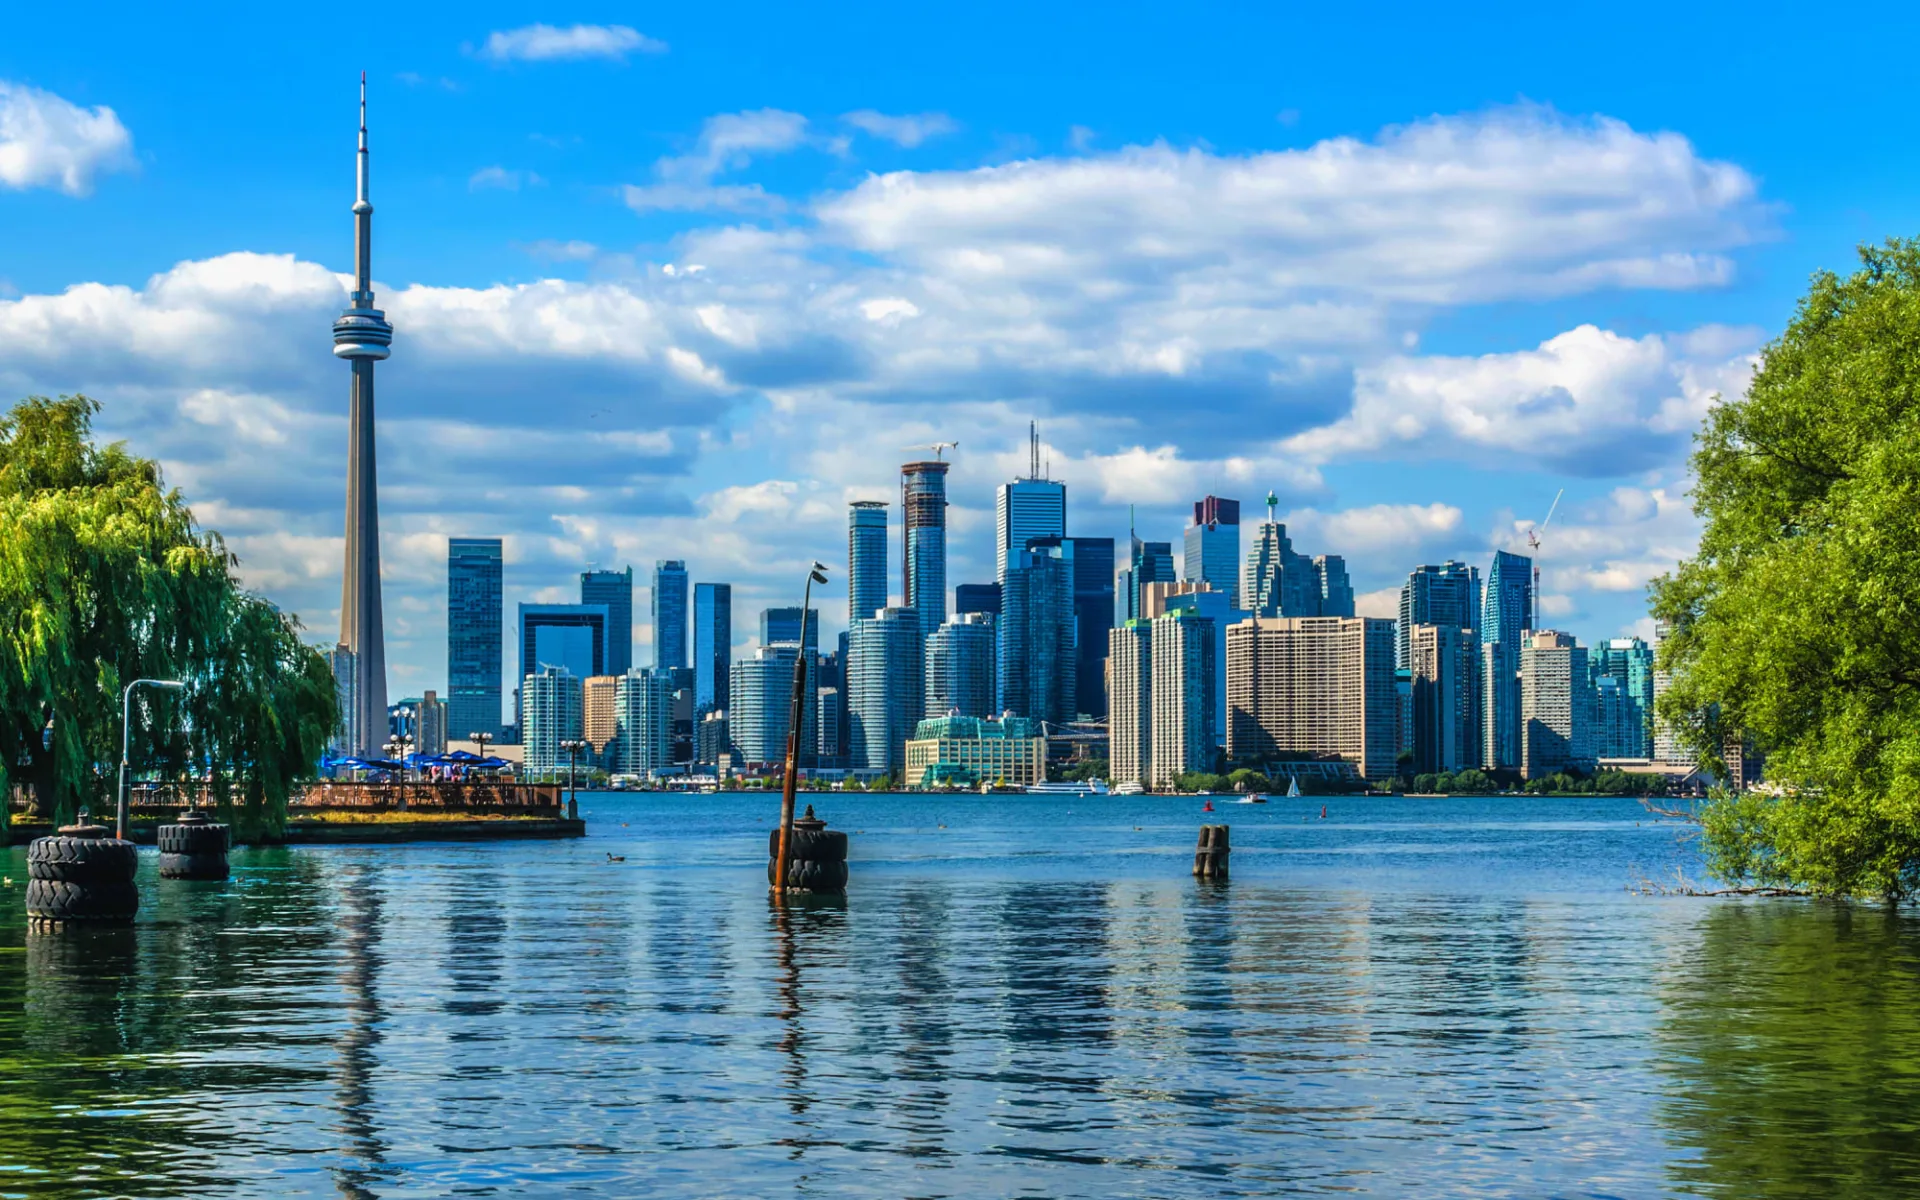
[469,730,493,778]
[119,678,185,841]
[560,738,589,819]
[773,562,830,898]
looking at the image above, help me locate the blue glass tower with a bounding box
[848,500,890,622]
[652,560,688,671]
[1481,549,1533,771]
[693,582,731,715]
[446,537,502,741]
[902,461,949,638]
[999,540,1077,725]
[580,567,633,675]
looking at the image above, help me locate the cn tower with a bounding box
[332,73,393,756]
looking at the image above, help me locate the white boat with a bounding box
[1111,781,1145,796]
[1286,776,1301,798]
[1238,795,1268,804]
[1026,780,1111,796]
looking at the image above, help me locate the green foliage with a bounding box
[0,395,337,831]
[1172,771,1230,793]
[1059,758,1109,783]
[1651,240,1920,900]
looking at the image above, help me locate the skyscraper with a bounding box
[1521,630,1594,779]
[728,642,805,768]
[925,612,997,718]
[325,644,358,757]
[332,76,394,757]
[652,560,688,670]
[848,500,890,622]
[995,423,1067,583]
[583,674,621,761]
[955,582,1001,618]
[1591,636,1656,758]
[999,541,1078,726]
[1162,588,1249,746]
[902,460,950,638]
[760,607,820,655]
[1184,495,1240,598]
[1481,549,1533,772]
[1150,608,1218,787]
[848,606,925,776]
[1242,506,1319,617]
[1409,624,1481,774]
[1226,616,1399,782]
[615,668,674,778]
[1066,536,1116,718]
[519,604,609,691]
[446,537,503,741]
[522,665,584,779]
[1652,618,1683,762]
[1399,561,1481,669]
[1313,555,1356,617]
[581,567,634,676]
[417,690,447,755]
[1108,621,1152,786]
[693,582,732,715]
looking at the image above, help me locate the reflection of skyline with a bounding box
[331,864,391,1199]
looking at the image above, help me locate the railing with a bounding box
[293,781,566,810]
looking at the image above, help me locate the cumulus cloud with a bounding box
[843,110,958,148]
[0,80,135,195]
[1282,502,1465,558]
[477,24,667,63]
[624,109,811,213]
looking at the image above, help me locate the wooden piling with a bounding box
[1193,824,1230,880]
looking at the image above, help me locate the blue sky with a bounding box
[5,4,1919,709]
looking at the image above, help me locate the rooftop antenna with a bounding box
[1030,421,1040,480]
[1265,490,1278,524]
[1526,488,1564,630]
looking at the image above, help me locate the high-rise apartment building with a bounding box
[693,582,731,715]
[925,612,997,718]
[848,606,925,777]
[1399,561,1482,669]
[815,685,843,766]
[651,560,688,671]
[1409,624,1481,774]
[760,607,821,656]
[416,690,448,755]
[1651,618,1684,762]
[580,567,634,676]
[1521,630,1594,779]
[848,500,890,622]
[999,542,1077,726]
[728,642,803,768]
[1162,588,1249,746]
[1591,636,1655,758]
[522,665,584,779]
[996,427,1067,583]
[582,674,621,761]
[1149,608,1218,787]
[1108,621,1152,786]
[446,537,503,741]
[326,644,358,757]
[615,667,674,778]
[1184,495,1241,599]
[1226,616,1398,782]
[1481,549,1533,772]
[902,460,949,638]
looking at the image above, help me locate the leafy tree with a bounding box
[1060,758,1110,783]
[1652,240,1920,900]
[0,395,336,834]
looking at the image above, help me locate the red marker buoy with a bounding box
[1203,800,1213,812]
[1320,805,1328,819]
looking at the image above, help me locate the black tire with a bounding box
[26,836,137,884]
[157,823,230,855]
[25,878,139,922]
[768,857,849,891]
[158,851,230,881]
[766,827,849,863]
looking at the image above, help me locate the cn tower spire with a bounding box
[332,74,394,758]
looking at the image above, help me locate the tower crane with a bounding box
[1525,488,1563,630]
[902,441,959,461]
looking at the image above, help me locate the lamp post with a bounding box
[119,678,185,841]
[469,730,493,778]
[560,738,588,819]
[773,562,830,898]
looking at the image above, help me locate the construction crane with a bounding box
[1526,488,1564,628]
[902,441,959,461]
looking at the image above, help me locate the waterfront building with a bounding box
[1225,616,1398,782]
[417,690,448,755]
[760,607,821,656]
[1481,549,1533,771]
[615,668,674,777]
[1410,624,1481,774]
[728,642,805,769]
[1162,588,1250,745]
[1398,561,1480,669]
[848,607,925,777]
[651,560,688,671]
[1064,537,1116,718]
[326,643,358,756]
[446,537,503,743]
[1652,618,1684,762]
[518,604,609,696]
[999,541,1077,726]
[1149,608,1218,787]
[332,79,394,757]
[1591,637,1656,758]
[955,582,1001,618]
[1184,495,1241,600]
[925,612,997,718]
[522,665,584,780]
[902,460,950,638]
[583,674,621,761]
[1108,621,1152,785]
[904,714,1047,788]
[1521,631,1595,779]
[693,582,731,715]
[996,427,1067,583]
[848,501,890,622]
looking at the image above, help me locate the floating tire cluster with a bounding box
[1193,824,1230,880]
[26,825,139,926]
[157,811,231,880]
[768,808,848,893]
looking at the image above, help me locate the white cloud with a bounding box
[0,80,134,196]
[1283,502,1464,558]
[843,110,958,148]
[468,165,543,191]
[478,24,666,63]
[624,109,811,213]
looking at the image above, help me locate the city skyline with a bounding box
[15,8,1910,700]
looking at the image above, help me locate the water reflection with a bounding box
[330,865,391,1199]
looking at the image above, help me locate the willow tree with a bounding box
[1652,240,1920,901]
[0,394,336,833]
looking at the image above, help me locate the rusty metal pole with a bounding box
[773,564,828,897]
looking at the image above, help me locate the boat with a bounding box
[1286,776,1301,798]
[1025,780,1111,797]
[1237,794,1268,804]
[1111,781,1145,796]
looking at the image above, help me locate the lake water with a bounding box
[3,792,1918,1199]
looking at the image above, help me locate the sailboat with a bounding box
[1286,776,1300,798]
